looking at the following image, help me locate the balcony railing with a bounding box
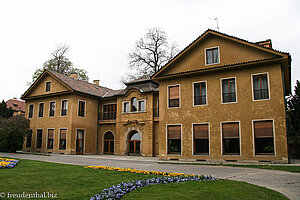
[99,112,116,120]
[222,92,236,103]
[153,108,159,118]
[254,89,269,100]
[169,98,179,107]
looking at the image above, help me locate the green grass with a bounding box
[123,180,288,200]
[160,162,300,173]
[0,159,289,200]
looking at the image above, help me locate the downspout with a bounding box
[281,66,290,164]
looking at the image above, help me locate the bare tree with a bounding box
[125,27,179,81]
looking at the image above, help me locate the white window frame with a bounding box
[28,103,34,119]
[167,84,181,109]
[49,101,56,117]
[60,99,68,117]
[251,72,271,102]
[220,77,238,104]
[122,101,130,113]
[78,100,86,117]
[252,119,276,157]
[192,81,208,107]
[46,128,55,150]
[137,99,146,112]
[59,128,68,151]
[220,121,241,156]
[205,46,220,66]
[76,128,86,154]
[45,81,52,92]
[36,128,43,149]
[192,122,210,156]
[166,124,182,156]
[38,102,45,118]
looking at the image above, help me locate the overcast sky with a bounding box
[1,0,299,101]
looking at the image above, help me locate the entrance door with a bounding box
[128,131,141,155]
[76,129,84,154]
[104,131,114,154]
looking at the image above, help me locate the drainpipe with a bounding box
[96,98,100,155]
[282,66,290,164]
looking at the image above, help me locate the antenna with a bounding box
[209,17,219,31]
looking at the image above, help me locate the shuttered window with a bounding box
[167,125,181,154]
[193,124,209,154]
[222,122,240,155]
[254,120,274,155]
[168,85,180,108]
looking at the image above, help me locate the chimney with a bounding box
[256,39,272,48]
[13,97,17,100]
[93,80,100,86]
[70,72,78,80]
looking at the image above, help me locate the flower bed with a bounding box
[85,165,196,177]
[87,165,218,200]
[0,158,19,169]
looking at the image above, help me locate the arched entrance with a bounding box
[128,131,141,155]
[104,131,114,154]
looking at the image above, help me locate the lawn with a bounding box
[0,159,289,200]
[160,162,300,173]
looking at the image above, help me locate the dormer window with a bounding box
[45,81,51,92]
[205,47,219,65]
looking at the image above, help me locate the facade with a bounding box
[22,30,291,163]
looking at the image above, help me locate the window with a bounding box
[167,125,181,154]
[253,120,274,155]
[253,74,269,100]
[49,101,55,117]
[206,47,219,65]
[138,100,145,111]
[36,129,43,148]
[104,131,114,154]
[168,85,180,108]
[131,97,137,112]
[28,104,34,118]
[222,122,240,155]
[59,129,67,150]
[38,103,44,118]
[222,78,236,103]
[193,124,209,154]
[78,101,85,117]
[47,129,54,149]
[61,100,68,116]
[26,130,32,148]
[123,102,130,113]
[103,104,117,120]
[45,81,51,92]
[194,82,207,106]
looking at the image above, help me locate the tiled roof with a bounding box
[104,79,158,98]
[47,70,112,98]
[6,99,25,112]
[152,29,289,79]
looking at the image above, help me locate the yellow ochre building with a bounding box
[22,30,291,163]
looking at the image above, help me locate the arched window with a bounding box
[128,131,140,155]
[104,131,114,154]
[131,97,137,112]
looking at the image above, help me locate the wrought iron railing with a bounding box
[254,89,269,100]
[222,92,236,103]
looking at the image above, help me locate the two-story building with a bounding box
[22,29,291,163]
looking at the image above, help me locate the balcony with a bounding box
[99,112,116,124]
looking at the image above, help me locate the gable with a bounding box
[24,72,71,98]
[153,31,286,78]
